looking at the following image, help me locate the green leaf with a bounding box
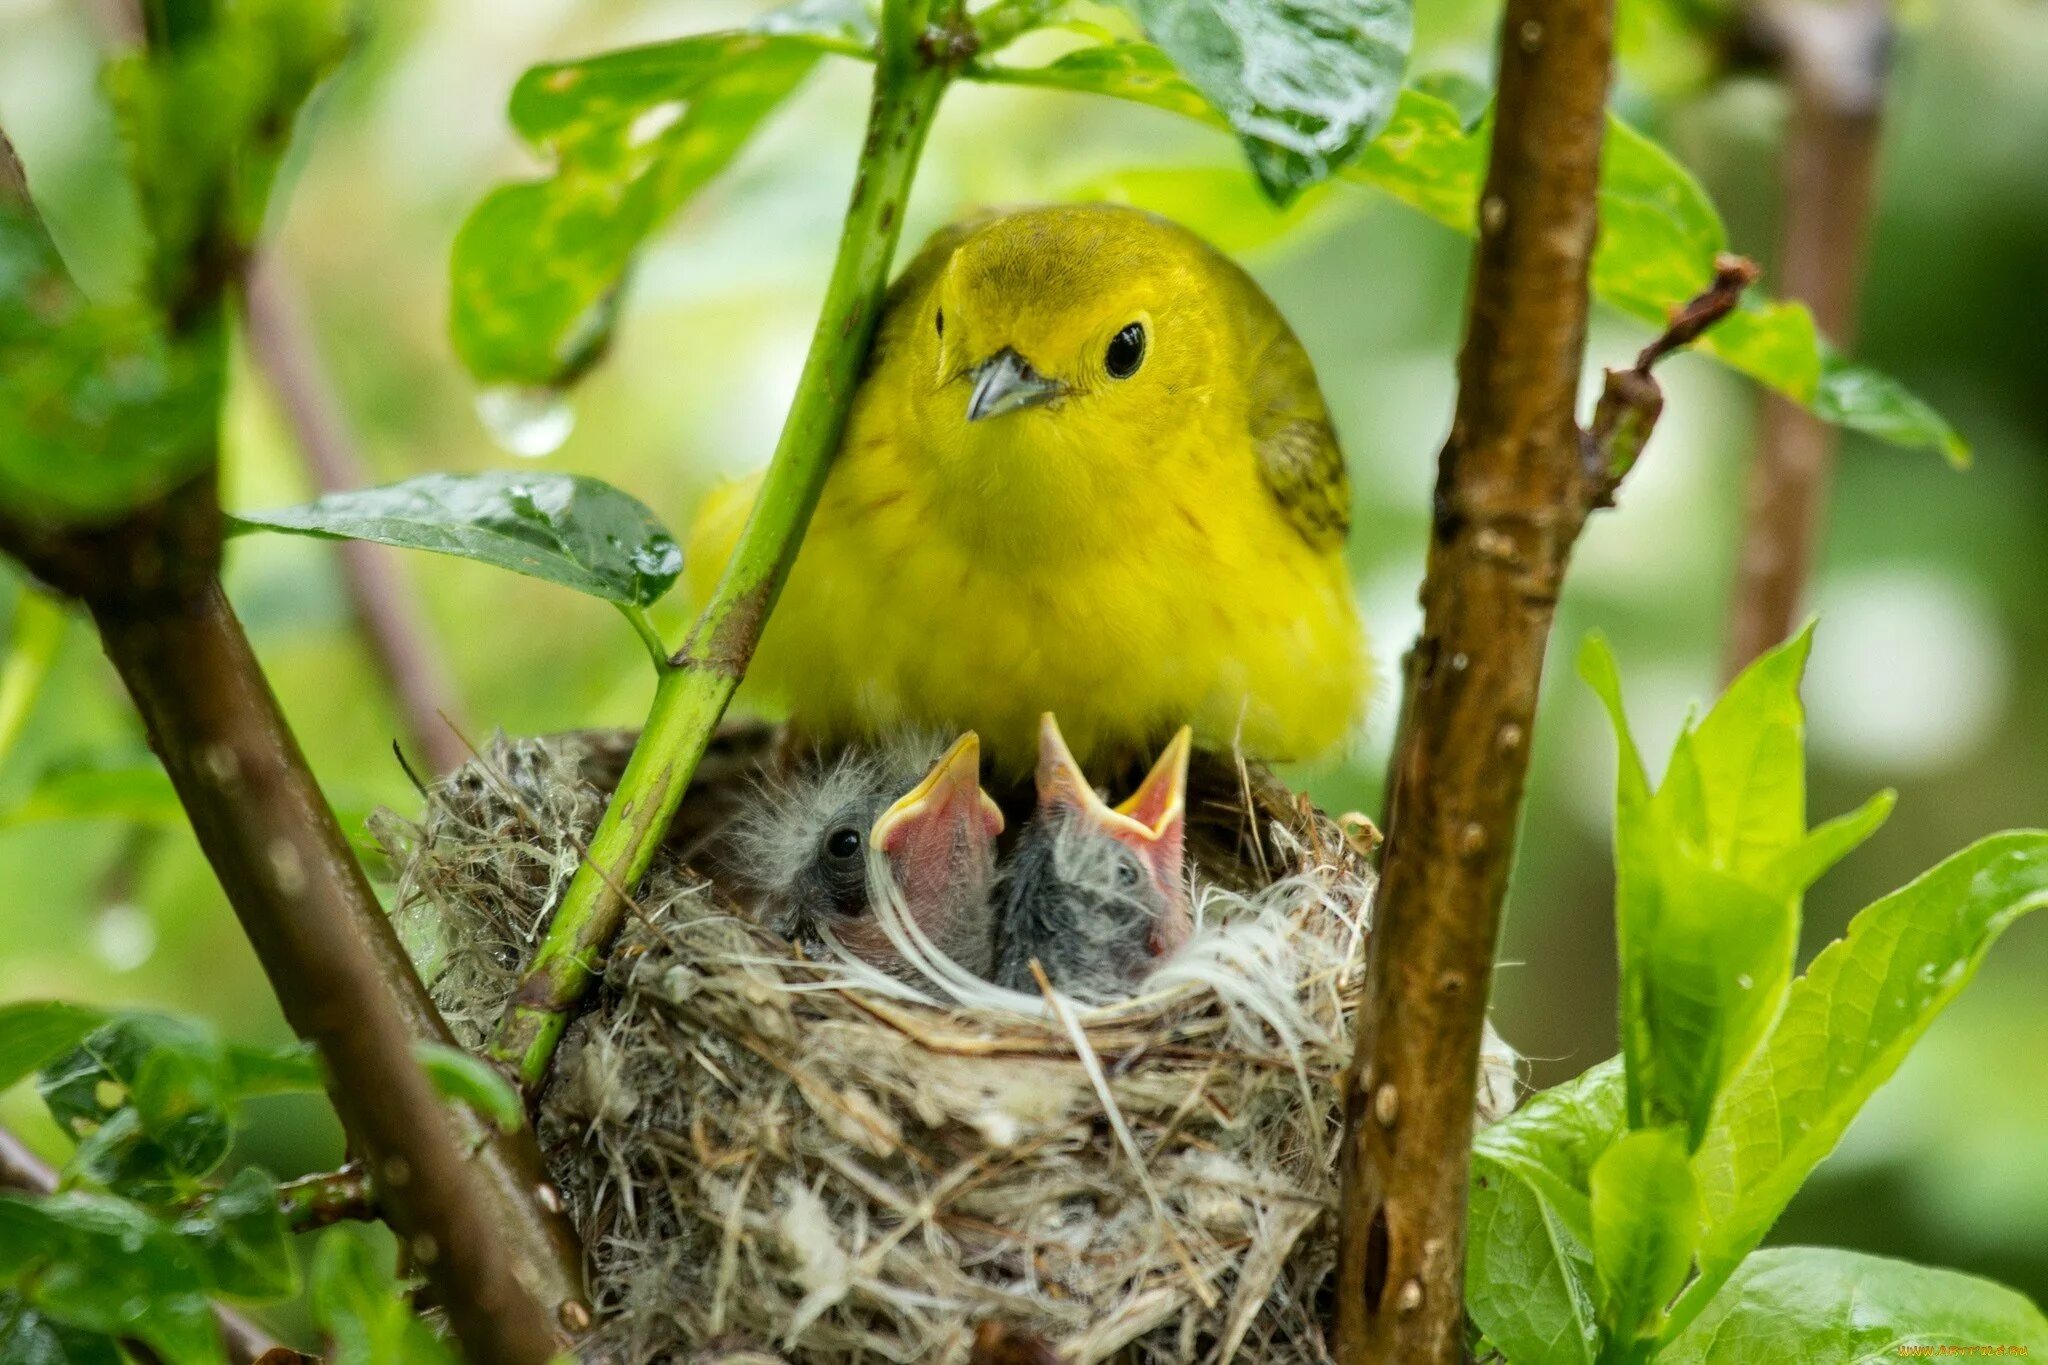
[1671,832,2048,1340]
[106,0,351,309]
[0,1004,107,1094]
[0,762,184,831]
[0,1293,123,1365]
[174,1167,298,1302]
[412,1043,523,1133]
[39,1015,235,1197]
[1580,630,1889,1146]
[0,214,224,525]
[1589,1126,1698,1346]
[451,26,833,388]
[229,471,684,608]
[1120,0,1413,201]
[0,1193,219,1364]
[972,56,1964,460]
[310,1226,460,1365]
[221,1041,323,1097]
[1465,1058,1624,1365]
[1661,1248,2048,1363]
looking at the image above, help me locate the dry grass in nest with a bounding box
[374,729,1519,1364]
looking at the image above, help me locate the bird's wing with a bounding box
[1218,257,1352,551]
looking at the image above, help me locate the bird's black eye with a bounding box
[825,827,862,860]
[934,308,944,338]
[1105,322,1146,379]
[1114,857,1144,890]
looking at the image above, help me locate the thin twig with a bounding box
[241,257,472,774]
[1590,255,1762,501]
[1722,0,1892,676]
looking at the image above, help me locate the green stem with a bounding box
[0,587,67,768]
[488,0,969,1091]
[616,602,669,670]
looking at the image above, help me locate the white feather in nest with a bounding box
[387,733,1524,1364]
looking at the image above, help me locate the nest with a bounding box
[375,728,1519,1364]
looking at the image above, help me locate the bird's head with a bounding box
[906,205,1229,526]
[732,733,1001,979]
[868,730,1006,933]
[1032,712,1193,955]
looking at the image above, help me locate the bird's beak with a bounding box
[966,347,1064,423]
[871,731,1005,882]
[1034,714,1193,950]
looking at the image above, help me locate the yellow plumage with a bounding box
[687,204,1368,771]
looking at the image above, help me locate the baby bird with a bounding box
[730,732,1004,981]
[994,715,1193,1003]
[687,203,1368,772]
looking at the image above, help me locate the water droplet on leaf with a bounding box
[477,386,575,458]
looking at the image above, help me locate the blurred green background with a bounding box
[2,0,2043,1329]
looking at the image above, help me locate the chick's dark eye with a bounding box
[825,827,862,860]
[1105,322,1146,379]
[1114,857,1144,889]
[934,308,944,338]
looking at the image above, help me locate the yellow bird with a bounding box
[686,203,1368,771]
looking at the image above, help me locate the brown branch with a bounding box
[1,1124,287,1365]
[0,120,587,1362]
[1331,0,1621,1356]
[277,1161,377,1231]
[1722,0,1891,677]
[84,567,585,1361]
[241,258,472,774]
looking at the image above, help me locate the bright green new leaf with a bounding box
[173,1167,298,1302]
[1660,1248,2048,1362]
[0,1004,107,1095]
[1590,1126,1699,1346]
[1669,832,2048,1340]
[1579,632,1889,1144]
[451,0,866,387]
[229,471,684,608]
[0,1293,123,1365]
[1120,0,1412,201]
[974,55,1964,461]
[311,1226,460,1365]
[413,1042,524,1133]
[0,1194,219,1365]
[1465,1058,1625,1365]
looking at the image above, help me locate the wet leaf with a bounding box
[452,0,863,388]
[1122,0,1412,200]
[229,471,684,607]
